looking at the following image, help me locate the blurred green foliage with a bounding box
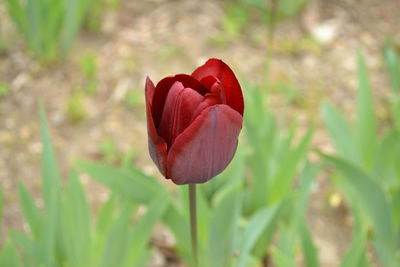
[98,137,137,167]
[0,108,163,266]
[240,0,309,20]
[323,52,400,266]
[4,0,98,61]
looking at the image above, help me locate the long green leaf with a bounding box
[322,103,359,163]
[236,204,279,267]
[61,171,91,267]
[355,53,377,169]
[0,241,22,267]
[383,43,400,93]
[269,128,313,203]
[77,161,168,204]
[340,231,368,267]
[100,200,136,267]
[17,182,42,238]
[207,191,242,267]
[125,196,168,267]
[383,42,400,132]
[10,231,36,264]
[39,105,61,210]
[40,188,59,266]
[325,155,395,265]
[162,203,191,262]
[300,222,319,267]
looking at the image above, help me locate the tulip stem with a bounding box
[189,183,198,267]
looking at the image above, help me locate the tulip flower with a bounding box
[145,58,244,185]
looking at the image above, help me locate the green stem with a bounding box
[189,183,198,267]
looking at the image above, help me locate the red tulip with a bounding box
[145,58,244,185]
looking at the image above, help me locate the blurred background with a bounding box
[1,0,400,266]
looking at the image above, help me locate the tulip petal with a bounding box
[158,81,204,147]
[151,74,209,128]
[192,59,244,115]
[167,104,243,184]
[145,77,168,175]
[200,76,226,104]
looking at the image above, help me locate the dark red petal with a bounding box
[158,82,204,147]
[145,77,168,175]
[166,104,243,185]
[192,59,244,115]
[152,74,209,128]
[190,94,221,121]
[200,76,226,104]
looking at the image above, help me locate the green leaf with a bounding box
[325,155,395,265]
[39,105,61,210]
[383,42,400,93]
[124,196,168,267]
[300,222,319,267]
[269,127,313,203]
[10,231,35,263]
[383,42,400,131]
[100,200,137,267]
[40,188,60,267]
[355,52,377,169]
[373,130,399,188]
[96,194,117,235]
[207,191,242,267]
[322,103,359,163]
[61,171,91,267]
[163,203,191,261]
[272,246,296,267]
[236,204,279,267]
[340,231,368,267]
[17,182,42,238]
[0,241,22,267]
[77,161,168,204]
